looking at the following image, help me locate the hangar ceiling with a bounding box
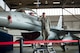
[3,0,80,9]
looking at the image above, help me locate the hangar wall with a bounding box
[47,15,80,30]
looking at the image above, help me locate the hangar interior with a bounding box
[0,0,80,53]
[0,0,80,46]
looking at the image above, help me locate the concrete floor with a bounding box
[6,46,79,53]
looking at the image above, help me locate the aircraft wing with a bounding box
[50,28,80,35]
[63,29,80,34]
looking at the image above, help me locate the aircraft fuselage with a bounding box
[0,11,41,31]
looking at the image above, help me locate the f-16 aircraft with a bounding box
[0,8,80,41]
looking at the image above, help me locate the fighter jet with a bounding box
[0,8,80,40]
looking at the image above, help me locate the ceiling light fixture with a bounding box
[53,1,60,4]
[71,1,74,4]
[45,0,48,4]
[33,1,41,4]
[19,2,22,5]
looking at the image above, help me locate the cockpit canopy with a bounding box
[16,8,38,16]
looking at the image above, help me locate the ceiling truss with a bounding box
[3,0,80,9]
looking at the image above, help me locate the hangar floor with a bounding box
[7,45,78,53]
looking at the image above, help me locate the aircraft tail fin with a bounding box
[56,16,63,30]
